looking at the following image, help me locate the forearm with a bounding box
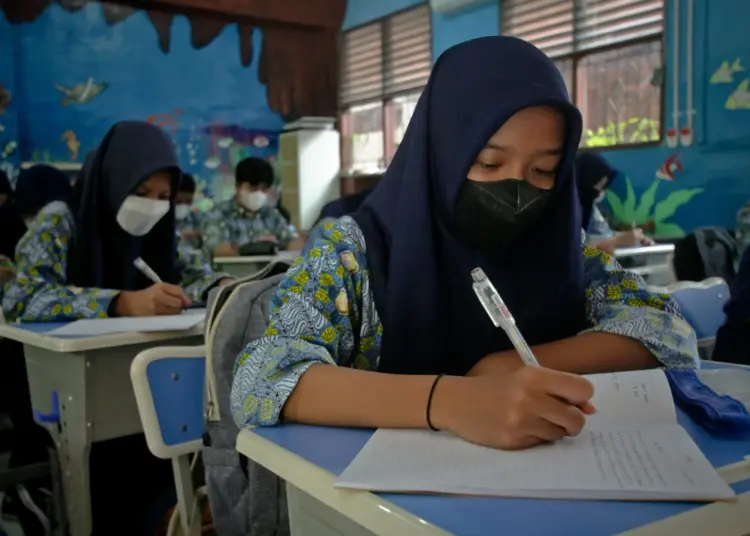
[283,364,437,428]
[470,332,657,377]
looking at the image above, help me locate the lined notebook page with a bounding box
[585,370,677,429]
[336,425,735,501]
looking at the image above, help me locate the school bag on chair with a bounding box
[673,227,737,284]
[203,262,292,536]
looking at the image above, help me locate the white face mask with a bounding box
[240,191,267,212]
[174,204,191,221]
[116,195,170,236]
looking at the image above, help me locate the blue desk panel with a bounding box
[255,377,750,536]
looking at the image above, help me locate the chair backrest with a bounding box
[653,277,730,340]
[130,345,206,460]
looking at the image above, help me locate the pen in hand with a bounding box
[471,268,596,416]
[134,257,162,284]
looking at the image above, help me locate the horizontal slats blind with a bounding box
[501,0,663,58]
[501,0,574,59]
[574,0,663,53]
[383,4,432,96]
[340,23,383,106]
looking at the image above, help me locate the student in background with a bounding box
[713,245,750,364]
[231,37,698,450]
[202,157,296,256]
[736,200,750,256]
[575,152,654,254]
[2,121,229,323]
[175,173,204,250]
[0,168,11,205]
[0,165,73,261]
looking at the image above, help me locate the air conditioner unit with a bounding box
[429,0,493,15]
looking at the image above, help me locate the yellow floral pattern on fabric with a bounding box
[230,219,699,428]
[2,201,223,323]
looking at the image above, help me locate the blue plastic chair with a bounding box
[654,277,731,357]
[130,345,207,536]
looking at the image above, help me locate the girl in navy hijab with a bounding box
[3,121,228,323]
[231,37,697,450]
[576,151,654,253]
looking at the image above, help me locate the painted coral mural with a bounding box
[0,0,344,196]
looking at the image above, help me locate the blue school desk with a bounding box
[0,321,204,536]
[236,364,750,536]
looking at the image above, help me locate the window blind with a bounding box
[340,4,431,107]
[501,0,663,59]
[340,23,384,106]
[383,4,432,96]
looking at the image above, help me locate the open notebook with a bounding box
[335,370,736,502]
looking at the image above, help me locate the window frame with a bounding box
[500,0,666,151]
[338,3,432,174]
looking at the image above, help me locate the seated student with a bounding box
[737,199,750,256]
[2,121,229,323]
[175,173,204,250]
[713,246,750,364]
[203,157,296,256]
[230,37,698,450]
[576,152,654,254]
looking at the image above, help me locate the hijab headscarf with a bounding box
[14,165,73,217]
[0,169,12,202]
[575,152,618,231]
[0,165,72,259]
[352,36,586,376]
[66,121,181,291]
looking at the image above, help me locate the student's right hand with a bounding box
[431,367,595,450]
[213,243,239,257]
[114,283,192,316]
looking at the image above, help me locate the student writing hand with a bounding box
[430,367,596,450]
[114,283,192,316]
[214,243,239,257]
[257,234,278,244]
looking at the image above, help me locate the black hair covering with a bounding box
[180,173,196,193]
[66,121,181,291]
[235,157,274,187]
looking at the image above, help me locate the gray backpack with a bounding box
[203,264,291,536]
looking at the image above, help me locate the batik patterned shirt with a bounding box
[2,201,223,323]
[202,199,296,252]
[231,217,699,428]
[177,209,204,251]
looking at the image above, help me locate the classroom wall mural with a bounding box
[342,0,750,236]
[0,0,344,203]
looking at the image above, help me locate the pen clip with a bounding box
[471,268,516,329]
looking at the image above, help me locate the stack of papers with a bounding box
[48,309,206,337]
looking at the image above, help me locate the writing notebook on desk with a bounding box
[46,313,205,337]
[335,370,736,502]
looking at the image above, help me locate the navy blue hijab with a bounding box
[353,36,587,376]
[66,121,181,291]
[575,152,618,231]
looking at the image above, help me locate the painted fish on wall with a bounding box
[61,130,80,160]
[54,77,108,106]
[0,84,10,114]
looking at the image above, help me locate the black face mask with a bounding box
[454,179,551,251]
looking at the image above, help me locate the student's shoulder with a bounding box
[35,201,75,235]
[310,216,366,252]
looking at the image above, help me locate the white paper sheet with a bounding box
[336,426,734,501]
[48,312,205,337]
[335,370,735,501]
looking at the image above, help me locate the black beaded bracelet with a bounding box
[426,374,446,432]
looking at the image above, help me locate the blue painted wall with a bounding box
[0,3,283,204]
[0,14,20,180]
[343,0,750,236]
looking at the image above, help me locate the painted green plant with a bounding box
[605,177,704,237]
[584,117,660,148]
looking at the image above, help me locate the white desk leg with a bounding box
[285,483,375,536]
[24,338,202,536]
[24,347,93,536]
